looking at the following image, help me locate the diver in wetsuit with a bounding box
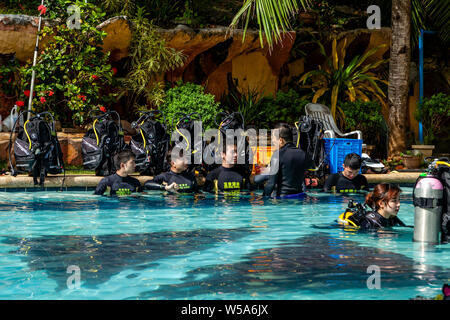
[257,123,313,197]
[144,151,199,193]
[323,153,369,193]
[94,149,142,196]
[204,143,250,193]
[339,183,406,229]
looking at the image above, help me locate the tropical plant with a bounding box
[298,37,388,120]
[340,100,388,159]
[221,87,266,128]
[160,82,222,131]
[228,0,312,49]
[117,7,186,112]
[259,89,308,128]
[17,1,116,125]
[414,93,450,146]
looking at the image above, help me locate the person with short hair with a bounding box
[323,153,369,193]
[94,149,142,195]
[261,123,314,197]
[144,151,199,193]
[204,143,250,193]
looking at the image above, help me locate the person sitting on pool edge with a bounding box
[339,183,406,229]
[144,150,199,193]
[323,153,369,193]
[256,123,314,198]
[203,142,251,193]
[94,149,142,196]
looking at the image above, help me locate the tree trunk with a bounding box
[387,0,411,156]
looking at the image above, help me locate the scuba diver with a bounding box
[338,183,406,229]
[204,143,251,193]
[144,150,199,193]
[323,153,369,193]
[255,123,314,198]
[94,149,142,196]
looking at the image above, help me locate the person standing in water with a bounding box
[360,183,405,229]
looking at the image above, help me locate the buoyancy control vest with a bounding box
[82,110,127,176]
[9,111,64,186]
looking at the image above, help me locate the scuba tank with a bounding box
[413,159,445,244]
[171,112,204,173]
[337,200,368,228]
[130,110,170,175]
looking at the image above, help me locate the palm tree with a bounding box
[228,0,312,49]
[387,0,411,155]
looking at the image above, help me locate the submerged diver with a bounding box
[339,183,406,229]
[204,143,251,193]
[144,151,199,193]
[323,153,369,193]
[257,123,314,198]
[94,149,142,196]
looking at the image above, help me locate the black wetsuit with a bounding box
[144,170,198,193]
[263,142,313,197]
[359,211,406,230]
[204,166,250,193]
[323,172,369,193]
[94,174,142,196]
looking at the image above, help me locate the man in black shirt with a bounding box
[145,153,198,193]
[261,123,314,197]
[323,153,369,193]
[204,143,250,193]
[94,150,142,196]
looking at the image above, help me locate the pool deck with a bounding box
[0,172,422,190]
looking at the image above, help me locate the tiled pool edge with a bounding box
[0,173,423,190]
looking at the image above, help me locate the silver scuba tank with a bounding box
[413,174,443,244]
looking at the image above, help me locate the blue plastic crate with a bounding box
[323,138,363,173]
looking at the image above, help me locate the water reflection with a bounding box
[2,227,253,290]
[141,233,450,299]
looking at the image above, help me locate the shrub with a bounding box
[340,100,387,158]
[17,1,116,125]
[160,82,222,131]
[414,93,450,146]
[259,89,309,128]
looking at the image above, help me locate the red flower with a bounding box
[78,94,87,102]
[99,106,106,112]
[24,90,30,97]
[40,96,46,103]
[16,101,25,107]
[112,67,117,76]
[38,5,47,15]
[48,90,54,97]
[92,75,99,80]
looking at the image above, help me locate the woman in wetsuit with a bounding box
[360,183,405,229]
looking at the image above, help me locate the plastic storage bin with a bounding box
[323,138,363,173]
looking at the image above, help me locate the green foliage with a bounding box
[118,7,186,112]
[340,100,387,158]
[0,56,20,98]
[160,82,222,131]
[221,87,265,128]
[17,1,116,125]
[299,37,388,120]
[259,90,308,128]
[414,93,450,145]
[229,0,312,49]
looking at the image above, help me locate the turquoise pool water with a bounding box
[0,188,448,300]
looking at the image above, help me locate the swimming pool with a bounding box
[0,188,448,300]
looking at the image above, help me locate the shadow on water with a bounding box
[139,232,450,299]
[2,227,253,290]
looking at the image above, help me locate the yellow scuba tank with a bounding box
[338,210,359,228]
[337,200,367,228]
